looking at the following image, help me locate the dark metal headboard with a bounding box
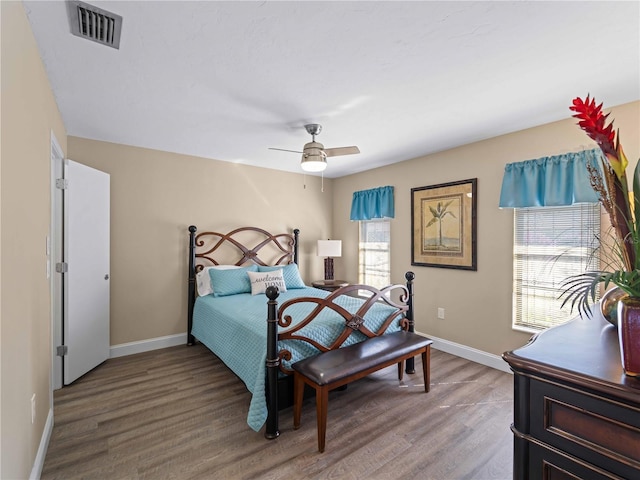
[187,225,300,345]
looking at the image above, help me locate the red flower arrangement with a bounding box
[561,95,640,317]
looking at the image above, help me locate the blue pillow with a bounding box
[258,264,306,289]
[209,264,258,297]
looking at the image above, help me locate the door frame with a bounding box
[50,132,64,392]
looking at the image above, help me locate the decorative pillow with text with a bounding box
[247,269,287,295]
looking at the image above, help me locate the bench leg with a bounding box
[316,386,329,453]
[397,361,404,381]
[293,373,304,429]
[422,346,431,392]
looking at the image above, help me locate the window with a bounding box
[513,203,600,331]
[359,220,390,290]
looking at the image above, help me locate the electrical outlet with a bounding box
[31,394,36,424]
[437,307,445,319]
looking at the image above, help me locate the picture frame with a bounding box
[411,178,477,270]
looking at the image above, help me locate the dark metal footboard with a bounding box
[263,271,415,440]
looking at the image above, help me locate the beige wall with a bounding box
[67,138,334,345]
[75,101,637,358]
[1,2,68,478]
[334,100,640,356]
[3,1,639,476]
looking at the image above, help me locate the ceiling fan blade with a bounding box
[268,147,303,154]
[324,146,360,157]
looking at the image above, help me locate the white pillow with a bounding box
[196,265,242,296]
[247,269,287,296]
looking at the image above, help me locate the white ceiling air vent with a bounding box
[68,1,122,49]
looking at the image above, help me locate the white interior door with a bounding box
[64,160,110,385]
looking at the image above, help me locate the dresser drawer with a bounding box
[529,377,640,478]
[528,441,624,480]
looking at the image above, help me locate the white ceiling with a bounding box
[23,1,640,178]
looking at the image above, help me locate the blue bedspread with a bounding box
[191,287,401,431]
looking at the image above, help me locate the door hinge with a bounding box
[56,345,68,357]
[55,262,68,273]
[55,178,68,189]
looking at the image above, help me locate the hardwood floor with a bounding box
[42,344,514,480]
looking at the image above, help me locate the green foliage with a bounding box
[561,269,640,319]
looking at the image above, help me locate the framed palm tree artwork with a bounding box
[411,179,477,270]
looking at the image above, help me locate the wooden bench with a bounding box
[292,331,433,452]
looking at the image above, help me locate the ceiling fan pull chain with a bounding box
[321,171,324,193]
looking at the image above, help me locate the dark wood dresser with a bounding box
[503,315,640,479]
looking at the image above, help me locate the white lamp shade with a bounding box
[317,240,342,257]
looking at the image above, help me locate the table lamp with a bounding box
[317,240,342,281]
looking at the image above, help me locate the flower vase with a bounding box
[616,296,640,377]
[600,287,627,326]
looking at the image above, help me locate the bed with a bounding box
[187,225,416,439]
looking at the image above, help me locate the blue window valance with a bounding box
[350,186,395,221]
[499,149,600,208]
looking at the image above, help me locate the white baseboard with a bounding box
[30,408,53,480]
[416,331,512,374]
[108,331,510,374]
[110,333,187,358]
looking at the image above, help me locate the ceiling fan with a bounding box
[269,124,360,172]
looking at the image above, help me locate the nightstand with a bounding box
[312,280,349,292]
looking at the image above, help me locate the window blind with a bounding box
[358,220,390,290]
[513,203,600,330]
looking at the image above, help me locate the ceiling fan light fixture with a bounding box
[300,153,327,172]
